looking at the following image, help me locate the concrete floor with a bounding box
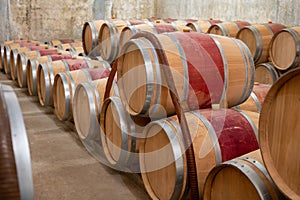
[0,72,150,200]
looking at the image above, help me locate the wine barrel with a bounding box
[16,49,59,88]
[0,84,34,199]
[1,40,30,70]
[53,65,110,121]
[140,108,259,199]
[57,42,82,51]
[49,39,75,47]
[259,68,300,199]
[235,83,271,113]
[3,41,42,75]
[117,32,254,118]
[208,21,251,37]
[236,23,286,64]
[10,45,47,80]
[26,54,73,96]
[36,57,94,106]
[100,96,149,172]
[170,19,198,27]
[73,78,118,141]
[269,27,300,70]
[98,20,145,63]
[119,23,192,48]
[203,150,283,200]
[255,62,280,84]
[82,20,105,55]
[0,44,4,70]
[187,19,222,33]
[70,46,86,56]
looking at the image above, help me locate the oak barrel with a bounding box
[117,32,254,118]
[16,49,58,87]
[26,54,72,96]
[82,20,105,55]
[140,108,259,199]
[269,27,300,70]
[73,78,118,141]
[119,23,191,48]
[0,84,34,199]
[255,62,280,84]
[235,83,271,113]
[100,96,150,172]
[259,68,300,199]
[187,19,222,33]
[36,57,93,106]
[236,23,286,64]
[98,20,145,63]
[53,65,110,121]
[208,21,251,37]
[203,150,283,200]
[10,45,48,80]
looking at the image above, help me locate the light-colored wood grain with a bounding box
[255,63,279,84]
[270,27,300,70]
[259,69,300,199]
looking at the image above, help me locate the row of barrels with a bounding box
[82,22,299,199]
[82,18,300,88]
[85,22,299,200]
[1,18,298,200]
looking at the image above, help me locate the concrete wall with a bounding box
[110,0,155,19]
[156,0,300,26]
[1,0,299,43]
[0,0,105,43]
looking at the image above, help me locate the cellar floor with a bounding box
[0,72,149,200]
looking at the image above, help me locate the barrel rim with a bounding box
[0,84,34,199]
[269,28,300,70]
[203,156,272,200]
[73,82,100,140]
[236,25,264,63]
[255,63,280,84]
[140,118,186,200]
[100,96,134,167]
[117,37,157,116]
[259,68,300,199]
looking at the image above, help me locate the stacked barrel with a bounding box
[78,18,300,199]
[1,17,299,200]
[78,18,282,200]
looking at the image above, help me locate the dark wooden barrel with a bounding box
[269,27,300,70]
[208,21,251,37]
[73,78,118,141]
[235,83,271,113]
[53,65,110,121]
[26,54,72,96]
[0,84,34,199]
[259,68,300,199]
[117,32,254,118]
[203,150,283,200]
[82,20,105,55]
[255,62,280,84]
[187,19,222,33]
[140,108,259,199]
[236,23,286,64]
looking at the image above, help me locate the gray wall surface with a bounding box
[156,0,300,26]
[0,0,106,43]
[0,0,299,43]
